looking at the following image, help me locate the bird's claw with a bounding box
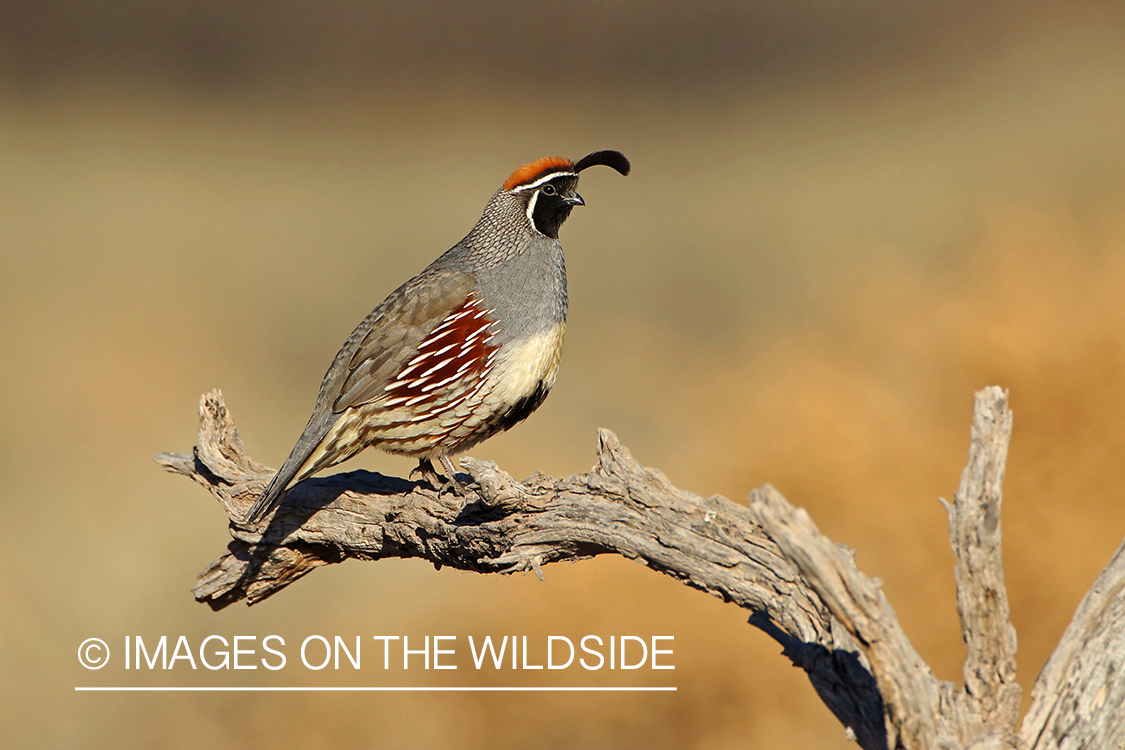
[412,457,466,496]
[439,477,466,497]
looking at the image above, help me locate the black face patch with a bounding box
[530,175,580,239]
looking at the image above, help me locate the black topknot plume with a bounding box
[574,150,631,177]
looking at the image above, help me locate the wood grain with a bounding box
[157,387,1125,750]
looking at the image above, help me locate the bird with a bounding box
[244,150,630,523]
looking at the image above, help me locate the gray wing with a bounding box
[331,269,475,411]
[244,268,474,522]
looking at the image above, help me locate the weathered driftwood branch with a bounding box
[1018,537,1125,750]
[157,387,1125,750]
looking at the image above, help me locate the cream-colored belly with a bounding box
[294,321,567,477]
[486,322,566,405]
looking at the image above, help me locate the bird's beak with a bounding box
[565,192,585,207]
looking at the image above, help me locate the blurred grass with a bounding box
[3,2,1125,748]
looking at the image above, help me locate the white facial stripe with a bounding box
[511,172,578,192]
[525,189,539,226]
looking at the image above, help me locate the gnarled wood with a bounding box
[156,387,1125,750]
[1017,537,1125,750]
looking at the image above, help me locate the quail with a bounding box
[244,150,630,522]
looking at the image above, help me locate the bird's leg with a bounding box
[410,458,443,491]
[438,455,466,497]
[410,456,465,496]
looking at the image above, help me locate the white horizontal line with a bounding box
[75,686,676,692]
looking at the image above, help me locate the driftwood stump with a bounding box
[156,386,1125,750]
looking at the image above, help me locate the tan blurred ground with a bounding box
[3,2,1125,748]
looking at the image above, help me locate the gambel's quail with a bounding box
[245,150,630,522]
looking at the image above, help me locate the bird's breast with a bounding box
[487,321,566,406]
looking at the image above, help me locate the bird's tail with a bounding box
[245,468,294,524]
[244,416,339,523]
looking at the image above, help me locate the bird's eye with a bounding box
[541,184,556,195]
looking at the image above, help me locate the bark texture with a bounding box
[156,386,1125,750]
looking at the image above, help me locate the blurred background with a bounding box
[3,1,1125,747]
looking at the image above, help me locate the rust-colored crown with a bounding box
[503,157,576,191]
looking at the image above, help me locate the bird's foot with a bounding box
[438,478,465,497]
[438,455,467,497]
[411,457,466,496]
[410,459,443,492]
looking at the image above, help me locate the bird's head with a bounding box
[503,150,630,239]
